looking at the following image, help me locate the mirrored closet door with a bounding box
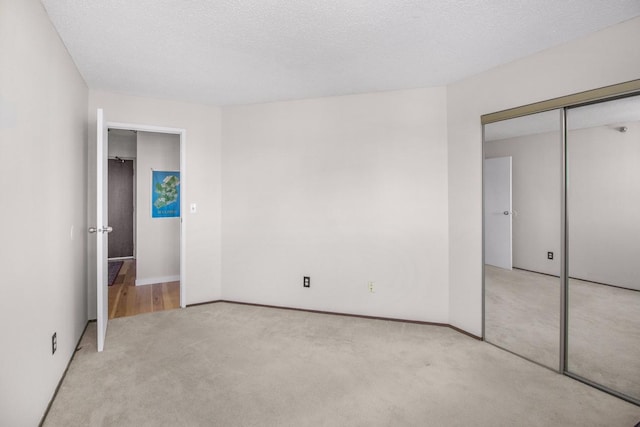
[483,109,563,371]
[483,84,640,405]
[566,94,640,403]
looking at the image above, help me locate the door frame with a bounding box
[106,121,187,310]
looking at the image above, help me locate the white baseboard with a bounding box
[135,275,180,286]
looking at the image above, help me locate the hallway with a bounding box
[108,260,180,319]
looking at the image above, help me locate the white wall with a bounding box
[135,132,180,284]
[568,121,640,290]
[484,119,640,290]
[485,130,562,276]
[0,0,88,425]
[221,88,450,322]
[447,16,640,336]
[87,91,222,317]
[108,131,137,158]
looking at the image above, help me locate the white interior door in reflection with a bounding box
[484,156,512,270]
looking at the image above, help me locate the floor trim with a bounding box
[135,274,180,286]
[186,299,483,340]
[39,319,94,426]
[513,267,639,293]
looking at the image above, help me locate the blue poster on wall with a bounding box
[152,171,180,218]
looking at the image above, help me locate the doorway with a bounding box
[108,157,135,259]
[92,109,188,352]
[106,129,182,319]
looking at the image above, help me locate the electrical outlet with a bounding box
[368,281,375,293]
[303,276,310,288]
[547,251,554,260]
[52,332,57,355]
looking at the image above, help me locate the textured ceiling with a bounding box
[41,0,640,106]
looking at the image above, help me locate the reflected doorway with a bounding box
[484,156,513,270]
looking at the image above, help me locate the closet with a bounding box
[482,82,640,405]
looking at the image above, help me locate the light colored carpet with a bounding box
[485,265,640,401]
[44,302,640,426]
[485,266,561,369]
[568,278,640,399]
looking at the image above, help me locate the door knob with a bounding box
[102,226,113,233]
[503,211,510,215]
[88,227,97,233]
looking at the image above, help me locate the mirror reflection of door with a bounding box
[483,109,562,371]
[108,158,134,259]
[484,156,513,270]
[566,94,640,404]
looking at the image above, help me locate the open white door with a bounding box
[484,156,512,270]
[95,109,110,351]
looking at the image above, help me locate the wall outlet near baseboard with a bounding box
[52,332,57,355]
[547,251,554,260]
[303,276,310,288]
[368,281,375,293]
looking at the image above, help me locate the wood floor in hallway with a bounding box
[108,259,180,319]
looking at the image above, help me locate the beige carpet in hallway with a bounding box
[44,303,640,426]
